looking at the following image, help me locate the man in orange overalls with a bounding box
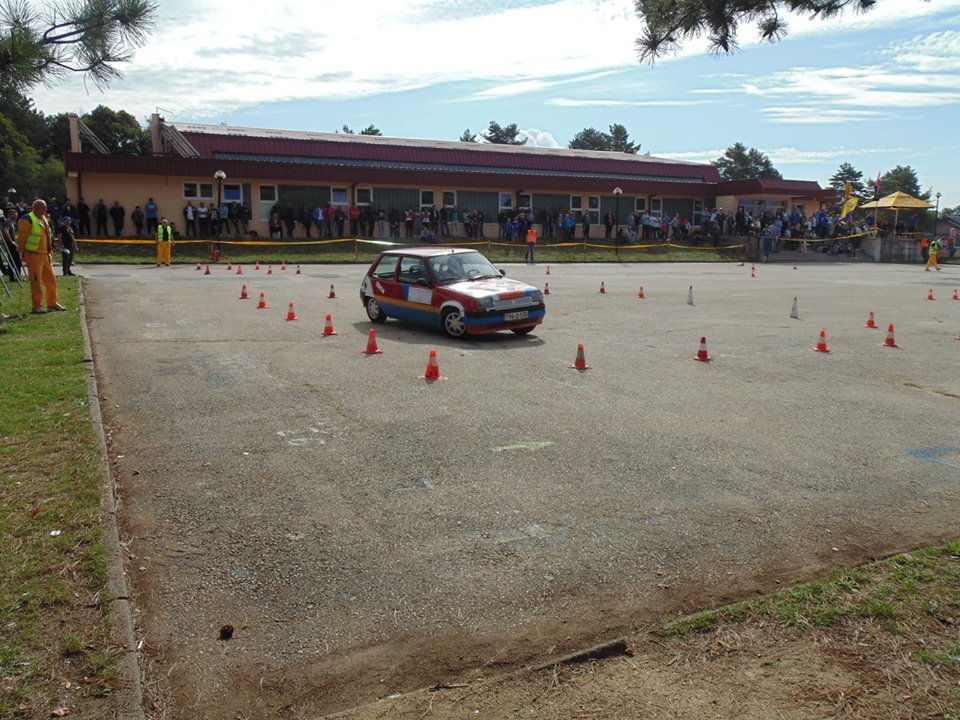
[16,198,65,314]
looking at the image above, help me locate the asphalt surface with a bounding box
[82,258,960,718]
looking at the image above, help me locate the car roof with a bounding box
[379,246,478,258]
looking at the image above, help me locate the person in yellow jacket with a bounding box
[156,217,174,266]
[925,237,941,272]
[16,198,65,314]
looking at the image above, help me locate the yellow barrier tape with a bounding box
[75,238,211,245]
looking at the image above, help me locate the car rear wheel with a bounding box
[441,307,466,338]
[511,326,535,335]
[365,296,387,323]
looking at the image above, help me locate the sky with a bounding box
[31,0,960,209]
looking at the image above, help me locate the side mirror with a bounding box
[415,278,430,287]
[499,268,506,277]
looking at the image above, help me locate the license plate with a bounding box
[503,310,529,321]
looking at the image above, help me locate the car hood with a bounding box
[444,277,538,299]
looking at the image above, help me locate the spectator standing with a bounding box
[59,217,76,275]
[2,207,23,280]
[197,202,209,237]
[76,198,91,237]
[109,201,125,237]
[131,205,145,236]
[334,206,345,238]
[156,217,174,266]
[604,211,614,240]
[145,197,159,235]
[17,198,66,313]
[377,205,386,239]
[95,199,108,236]
[349,204,360,236]
[524,226,537,263]
[581,211,591,241]
[183,201,197,237]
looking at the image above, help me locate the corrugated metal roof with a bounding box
[173,122,721,183]
[717,178,830,197]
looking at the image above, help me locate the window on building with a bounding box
[442,190,456,207]
[420,190,435,209]
[587,195,600,223]
[693,199,704,226]
[569,195,583,213]
[258,185,277,222]
[499,192,513,212]
[331,187,348,205]
[356,187,373,205]
[517,193,532,210]
[650,198,663,214]
[183,182,214,200]
[223,184,242,203]
[635,197,647,214]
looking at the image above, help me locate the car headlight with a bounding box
[530,290,543,303]
[477,296,494,310]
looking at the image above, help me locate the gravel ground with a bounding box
[82,259,960,718]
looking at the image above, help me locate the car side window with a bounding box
[397,257,429,284]
[372,255,399,279]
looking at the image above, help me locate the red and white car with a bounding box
[359,247,545,338]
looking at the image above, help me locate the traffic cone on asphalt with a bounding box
[322,314,337,336]
[813,329,830,353]
[227,262,232,270]
[328,284,337,299]
[239,284,249,300]
[599,282,606,294]
[295,265,302,275]
[362,328,383,355]
[267,264,273,275]
[281,261,287,271]
[687,286,694,306]
[790,297,799,319]
[694,337,711,362]
[883,323,898,348]
[421,349,442,380]
[570,343,590,370]
[257,292,268,309]
[927,288,936,300]
[195,262,201,271]
[953,289,959,300]
[865,311,877,329]
[255,261,261,271]
[236,264,243,275]
[546,266,551,275]
[543,282,550,295]
[285,302,298,321]
[751,264,756,278]
[793,264,798,270]
[638,286,645,299]
[204,264,211,275]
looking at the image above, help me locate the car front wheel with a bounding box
[441,307,466,338]
[365,296,387,323]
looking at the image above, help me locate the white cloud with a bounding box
[517,128,560,148]
[761,107,887,124]
[655,145,912,165]
[548,98,710,107]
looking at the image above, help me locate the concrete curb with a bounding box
[79,280,146,720]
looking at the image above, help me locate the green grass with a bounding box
[0,278,116,716]
[74,237,744,265]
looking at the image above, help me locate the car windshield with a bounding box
[427,251,500,284]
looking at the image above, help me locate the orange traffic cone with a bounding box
[255,261,261,271]
[257,292,268,309]
[204,264,211,275]
[239,284,249,300]
[638,286,645,299]
[362,328,383,355]
[953,289,959,300]
[295,265,302,275]
[322,313,337,336]
[927,288,935,301]
[195,262,201,271]
[236,264,243,275]
[813,329,830,353]
[328,284,337,299]
[546,266,551,275]
[285,302,298,321]
[751,264,756,278]
[865,311,877,329]
[227,262,232,270]
[543,282,550,295]
[570,343,591,370]
[267,264,274,275]
[421,349,442,380]
[694,337,711,362]
[599,282,606,294]
[793,264,797,270]
[281,261,287,271]
[883,323,898,348]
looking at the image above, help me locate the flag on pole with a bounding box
[841,181,859,221]
[874,172,881,194]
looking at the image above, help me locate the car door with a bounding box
[394,255,440,328]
